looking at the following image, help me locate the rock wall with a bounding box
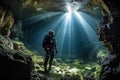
[0,45,34,80]
[97,1,120,80]
[0,7,34,80]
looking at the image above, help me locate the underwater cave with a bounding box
[0,0,120,80]
[22,0,103,60]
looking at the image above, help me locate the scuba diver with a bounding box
[42,30,58,73]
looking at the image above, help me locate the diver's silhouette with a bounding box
[42,30,58,73]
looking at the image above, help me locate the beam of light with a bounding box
[37,11,101,58]
[53,12,76,58]
[59,13,72,58]
[24,7,102,59]
[32,13,68,57]
[51,13,67,29]
[48,13,69,57]
[72,11,104,58]
[66,12,72,22]
[78,11,101,32]
[66,3,72,13]
[60,2,79,58]
[23,12,62,26]
[55,13,70,57]
[74,11,98,42]
[78,11,104,57]
[44,12,74,58]
[66,1,80,13]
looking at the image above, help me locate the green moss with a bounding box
[15,40,101,80]
[97,50,107,60]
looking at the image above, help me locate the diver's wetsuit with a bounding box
[42,34,57,73]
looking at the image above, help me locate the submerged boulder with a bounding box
[100,53,120,80]
[0,45,34,80]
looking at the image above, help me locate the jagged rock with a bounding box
[85,74,96,80]
[97,1,120,80]
[100,53,120,80]
[31,71,52,80]
[0,45,34,80]
[0,34,14,49]
[98,17,120,80]
[0,8,14,36]
[13,41,23,50]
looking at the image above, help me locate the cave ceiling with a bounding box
[0,0,111,19]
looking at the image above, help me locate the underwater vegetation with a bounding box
[22,46,107,80]
[31,49,107,80]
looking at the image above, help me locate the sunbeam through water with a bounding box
[23,7,103,60]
